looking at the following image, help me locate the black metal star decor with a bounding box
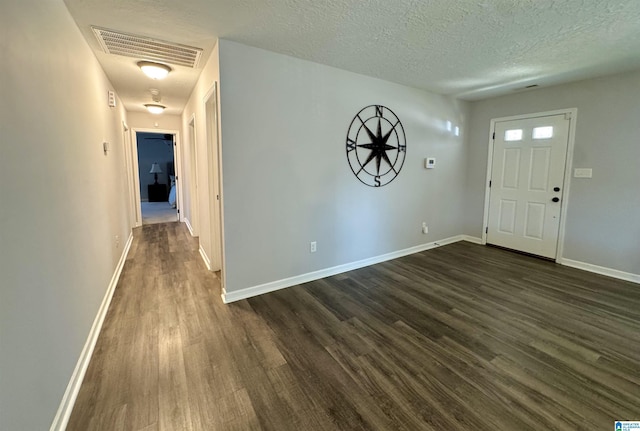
[346,105,406,187]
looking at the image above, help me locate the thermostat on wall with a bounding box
[425,157,436,169]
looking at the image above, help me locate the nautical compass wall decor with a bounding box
[346,105,406,187]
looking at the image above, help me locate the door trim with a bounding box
[129,128,183,227]
[121,121,138,227]
[203,82,225,282]
[481,108,578,261]
[187,114,199,236]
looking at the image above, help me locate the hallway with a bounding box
[67,222,223,430]
[67,223,640,431]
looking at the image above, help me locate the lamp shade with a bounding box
[149,163,163,174]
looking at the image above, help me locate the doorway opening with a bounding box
[136,132,178,225]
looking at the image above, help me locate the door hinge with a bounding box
[492,132,495,140]
[177,209,180,214]
[489,180,492,187]
[486,227,488,234]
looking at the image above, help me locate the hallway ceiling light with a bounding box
[138,61,171,80]
[144,104,166,114]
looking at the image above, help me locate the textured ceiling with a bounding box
[63,0,640,115]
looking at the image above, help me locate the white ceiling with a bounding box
[63,0,640,115]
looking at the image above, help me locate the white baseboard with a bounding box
[50,232,134,431]
[199,245,212,271]
[461,235,483,244]
[222,235,465,303]
[558,258,640,284]
[184,218,195,237]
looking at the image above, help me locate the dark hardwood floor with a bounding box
[67,222,640,430]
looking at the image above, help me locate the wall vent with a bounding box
[92,26,202,68]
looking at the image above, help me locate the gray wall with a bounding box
[0,1,132,429]
[465,70,640,274]
[217,40,470,293]
[127,110,182,131]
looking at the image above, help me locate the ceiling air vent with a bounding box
[91,26,202,68]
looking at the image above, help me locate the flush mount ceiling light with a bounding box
[144,104,166,114]
[137,61,172,80]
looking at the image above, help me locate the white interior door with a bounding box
[188,116,199,235]
[487,114,570,258]
[171,134,180,219]
[205,83,223,273]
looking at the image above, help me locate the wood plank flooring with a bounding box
[67,222,640,430]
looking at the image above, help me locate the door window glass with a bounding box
[532,126,553,139]
[504,129,523,141]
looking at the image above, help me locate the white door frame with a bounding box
[481,108,578,261]
[121,121,138,227]
[129,128,183,227]
[204,82,225,284]
[187,114,200,236]
[171,134,182,219]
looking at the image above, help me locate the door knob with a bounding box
[554,187,561,192]
[552,197,560,202]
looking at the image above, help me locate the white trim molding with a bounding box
[222,235,473,303]
[184,218,195,237]
[558,258,640,284]
[50,232,134,431]
[199,245,212,271]
[461,235,483,244]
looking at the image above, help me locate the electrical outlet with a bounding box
[422,222,428,234]
[310,241,317,253]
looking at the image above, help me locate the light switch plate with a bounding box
[107,91,116,107]
[574,168,592,178]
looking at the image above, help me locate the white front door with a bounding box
[487,113,570,258]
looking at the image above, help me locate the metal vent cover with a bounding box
[92,26,202,68]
